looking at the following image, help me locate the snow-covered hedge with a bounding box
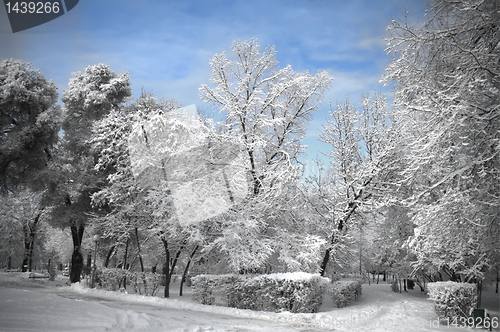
[97,268,129,291]
[192,273,328,313]
[427,282,477,320]
[191,274,243,306]
[96,268,161,296]
[232,273,328,313]
[329,280,362,308]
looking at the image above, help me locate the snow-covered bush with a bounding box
[97,268,129,291]
[191,274,244,306]
[192,273,328,313]
[248,273,328,313]
[191,275,215,305]
[225,276,259,309]
[427,282,477,320]
[329,280,362,308]
[96,268,161,296]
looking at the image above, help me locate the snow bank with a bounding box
[68,281,364,330]
[65,281,499,332]
[4,272,498,331]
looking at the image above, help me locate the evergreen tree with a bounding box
[50,63,131,283]
[0,59,61,193]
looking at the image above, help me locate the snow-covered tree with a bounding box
[0,59,61,193]
[91,92,225,296]
[50,63,132,282]
[383,0,499,281]
[42,225,73,268]
[128,103,247,225]
[364,205,415,283]
[200,38,332,197]
[0,189,48,271]
[316,93,394,276]
[199,38,332,272]
[90,93,176,281]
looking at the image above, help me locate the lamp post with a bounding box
[91,234,100,288]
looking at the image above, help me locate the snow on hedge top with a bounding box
[257,272,329,282]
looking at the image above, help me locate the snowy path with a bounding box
[0,286,313,332]
[323,283,499,332]
[0,273,498,332]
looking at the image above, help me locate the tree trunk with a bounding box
[180,245,199,296]
[70,224,84,283]
[161,237,184,298]
[22,212,42,272]
[319,211,346,276]
[86,254,91,276]
[415,278,425,292]
[123,238,129,269]
[104,245,116,268]
[222,170,235,203]
[170,247,183,282]
[118,239,130,289]
[319,183,369,276]
[477,280,482,308]
[319,248,331,277]
[135,228,144,272]
[162,238,171,298]
[22,227,32,272]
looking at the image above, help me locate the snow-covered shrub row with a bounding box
[96,268,161,296]
[97,268,129,291]
[192,272,329,313]
[191,274,243,306]
[427,282,477,320]
[231,273,328,313]
[328,280,362,308]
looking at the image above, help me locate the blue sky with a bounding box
[0,0,427,169]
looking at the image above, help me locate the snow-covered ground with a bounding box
[0,272,498,331]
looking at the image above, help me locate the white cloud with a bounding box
[358,36,388,50]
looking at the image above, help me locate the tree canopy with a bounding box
[384,0,499,281]
[1,3,498,290]
[0,59,61,193]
